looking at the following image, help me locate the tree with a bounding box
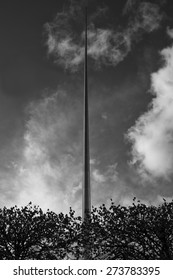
[79,199,173,260]
[0,198,173,260]
[70,199,173,260]
[0,203,81,260]
[0,203,49,259]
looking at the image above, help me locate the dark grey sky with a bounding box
[0,0,173,215]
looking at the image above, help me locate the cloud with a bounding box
[44,0,164,71]
[87,28,131,67]
[46,34,84,71]
[92,163,118,184]
[126,29,173,180]
[0,90,121,214]
[0,91,82,214]
[1,86,170,212]
[131,2,163,32]
[123,0,166,15]
[123,0,139,14]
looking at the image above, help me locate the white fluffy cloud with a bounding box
[0,92,120,214]
[127,29,173,180]
[9,92,83,213]
[45,1,163,71]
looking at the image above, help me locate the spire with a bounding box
[82,5,91,220]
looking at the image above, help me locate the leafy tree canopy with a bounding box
[0,198,173,260]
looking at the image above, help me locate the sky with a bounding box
[0,0,173,215]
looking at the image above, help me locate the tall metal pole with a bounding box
[82,6,91,221]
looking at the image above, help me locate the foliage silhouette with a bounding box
[0,198,173,259]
